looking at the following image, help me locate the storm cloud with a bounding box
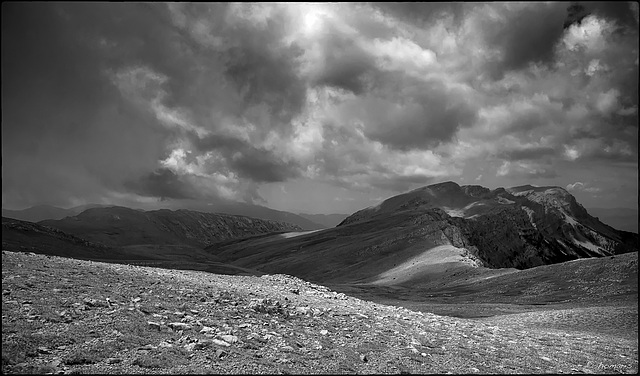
[2,2,637,214]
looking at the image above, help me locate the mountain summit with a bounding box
[337,181,637,269]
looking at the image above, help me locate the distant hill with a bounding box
[1,216,264,276]
[297,213,349,228]
[40,206,303,248]
[2,204,113,223]
[4,201,325,230]
[2,205,73,222]
[196,201,326,230]
[1,217,123,260]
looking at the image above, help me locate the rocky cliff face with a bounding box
[338,182,637,270]
[40,207,303,248]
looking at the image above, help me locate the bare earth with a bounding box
[2,251,638,374]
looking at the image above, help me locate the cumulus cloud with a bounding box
[566,181,602,193]
[2,2,637,213]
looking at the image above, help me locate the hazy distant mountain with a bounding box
[3,201,325,230]
[587,207,638,234]
[2,205,73,222]
[205,181,637,287]
[296,213,349,228]
[1,204,113,223]
[40,206,303,248]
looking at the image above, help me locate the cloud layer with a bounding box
[2,2,638,213]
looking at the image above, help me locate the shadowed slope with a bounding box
[40,206,303,248]
[1,216,264,276]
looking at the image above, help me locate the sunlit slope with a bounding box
[207,208,488,284]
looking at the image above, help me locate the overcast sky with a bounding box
[2,2,638,214]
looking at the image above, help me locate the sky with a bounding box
[2,2,638,214]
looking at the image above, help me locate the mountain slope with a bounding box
[2,217,123,260]
[40,206,303,248]
[1,216,267,277]
[3,250,637,374]
[206,207,488,285]
[188,201,326,230]
[339,181,637,268]
[205,182,637,287]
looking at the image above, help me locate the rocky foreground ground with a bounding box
[2,250,638,374]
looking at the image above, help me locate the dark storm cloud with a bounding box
[229,148,300,183]
[582,2,639,28]
[309,20,376,94]
[482,3,568,79]
[1,3,175,207]
[340,76,478,151]
[372,2,467,27]
[192,133,301,183]
[2,3,637,212]
[223,31,307,130]
[124,168,196,200]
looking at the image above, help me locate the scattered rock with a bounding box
[320,329,328,335]
[248,298,286,314]
[200,326,216,335]
[168,322,192,331]
[219,334,238,344]
[540,356,552,362]
[294,306,311,316]
[195,339,213,350]
[213,339,231,347]
[360,354,368,362]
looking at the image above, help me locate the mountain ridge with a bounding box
[3,201,326,230]
[39,206,304,248]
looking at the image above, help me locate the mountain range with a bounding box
[2,182,637,286]
[201,182,637,289]
[2,202,330,230]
